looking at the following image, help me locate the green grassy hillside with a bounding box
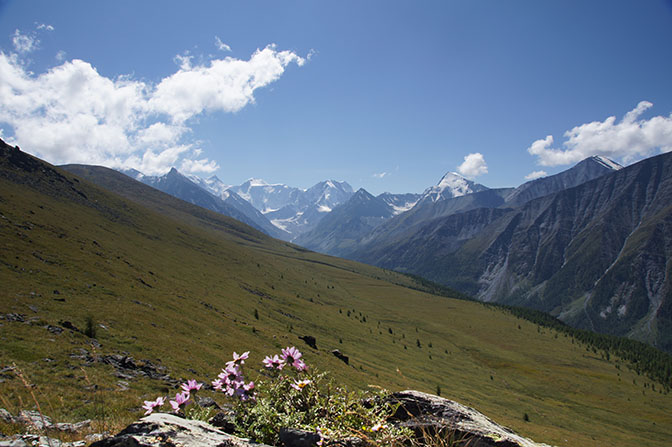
[1,143,671,446]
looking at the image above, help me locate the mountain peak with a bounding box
[589,155,623,171]
[353,188,374,200]
[420,172,488,203]
[246,178,268,186]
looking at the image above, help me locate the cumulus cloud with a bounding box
[36,23,54,31]
[215,36,232,52]
[457,152,488,178]
[524,170,547,180]
[150,44,305,123]
[0,43,306,175]
[528,102,672,166]
[180,156,219,174]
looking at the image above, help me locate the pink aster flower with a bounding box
[169,391,190,412]
[224,383,239,396]
[263,354,284,370]
[294,359,308,371]
[290,379,311,391]
[181,379,202,393]
[142,396,165,415]
[281,346,304,369]
[237,381,256,402]
[219,364,242,385]
[226,351,250,368]
[212,378,224,391]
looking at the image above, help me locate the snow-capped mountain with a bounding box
[192,176,354,237]
[120,168,289,240]
[302,180,354,213]
[417,172,489,204]
[188,174,232,198]
[262,180,354,236]
[229,179,304,214]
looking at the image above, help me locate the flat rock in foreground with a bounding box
[90,413,271,447]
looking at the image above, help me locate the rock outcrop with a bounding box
[90,413,269,447]
[89,391,552,447]
[387,390,551,447]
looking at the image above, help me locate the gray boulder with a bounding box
[90,413,271,447]
[387,390,552,447]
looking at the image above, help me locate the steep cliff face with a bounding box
[476,154,671,349]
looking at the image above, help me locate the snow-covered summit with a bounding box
[419,172,489,203]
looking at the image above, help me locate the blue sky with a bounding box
[1,1,671,195]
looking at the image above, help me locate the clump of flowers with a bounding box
[140,346,410,446]
[141,378,209,420]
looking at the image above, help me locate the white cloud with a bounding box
[457,152,488,178]
[55,50,66,62]
[528,102,672,166]
[215,36,232,52]
[372,172,388,179]
[0,43,306,175]
[36,23,54,31]
[151,44,305,123]
[524,170,547,180]
[180,156,219,174]
[12,29,38,54]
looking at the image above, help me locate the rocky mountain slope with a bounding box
[504,156,622,206]
[293,188,396,256]
[351,152,672,351]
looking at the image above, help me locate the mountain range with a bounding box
[335,154,672,352]
[120,169,356,240]
[120,167,289,239]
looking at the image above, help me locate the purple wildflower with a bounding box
[142,396,165,415]
[225,351,250,368]
[294,359,308,371]
[218,364,243,385]
[181,379,202,393]
[281,346,304,370]
[237,381,256,402]
[263,354,284,370]
[169,391,190,412]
